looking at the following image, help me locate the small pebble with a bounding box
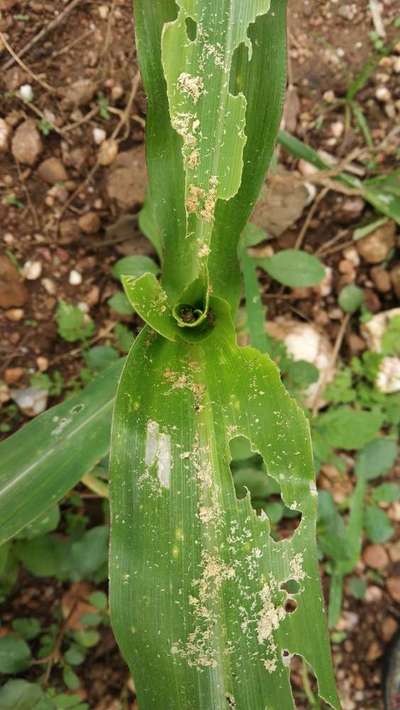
[11,119,43,166]
[98,138,118,166]
[4,367,24,385]
[387,577,400,603]
[385,104,396,120]
[0,118,10,153]
[328,308,342,320]
[37,157,68,185]
[78,212,101,234]
[98,4,109,18]
[338,259,354,275]
[298,159,319,178]
[370,266,391,293]
[111,84,124,101]
[23,260,42,280]
[381,616,398,642]
[19,84,34,102]
[366,641,382,662]
[0,384,11,404]
[343,247,360,267]
[356,221,396,264]
[5,308,24,321]
[86,285,100,306]
[365,585,383,603]
[11,387,48,417]
[93,127,106,145]
[323,90,336,103]
[331,120,344,138]
[36,356,49,372]
[375,86,391,103]
[69,270,83,286]
[389,541,400,563]
[41,277,56,295]
[363,544,389,570]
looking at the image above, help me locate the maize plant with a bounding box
[0,1,340,708]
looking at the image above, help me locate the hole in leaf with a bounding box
[281,579,301,595]
[185,16,197,41]
[229,42,250,97]
[290,656,328,709]
[284,598,298,614]
[229,436,301,540]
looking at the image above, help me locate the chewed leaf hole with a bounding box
[229,436,302,540]
[290,656,328,709]
[281,579,301,595]
[229,41,250,97]
[185,16,197,41]
[284,598,297,614]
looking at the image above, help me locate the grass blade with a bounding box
[0,360,123,544]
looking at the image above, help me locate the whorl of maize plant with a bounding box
[110,2,339,708]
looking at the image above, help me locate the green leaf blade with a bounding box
[0,361,123,544]
[259,250,325,288]
[135,0,288,310]
[110,315,339,709]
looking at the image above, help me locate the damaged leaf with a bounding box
[135,0,287,310]
[110,309,339,709]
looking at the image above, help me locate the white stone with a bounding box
[298,159,319,179]
[377,357,400,394]
[317,266,333,297]
[0,118,10,153]
[362,309,400,394]
[11,387,48,417]
[362,308,400,352]
[375,86,391,102]
[323,90,336,103]
[266,319,334,407]
[98,4,109,18]
[343,247,360,267]
[23,260,42,280]
[331,120,344,138]
[304,181,317,205]
[69,269,82,286]
[41,277,56,295]
[19,84,34,102]
[93,127,106,145]
[98,138,118,166]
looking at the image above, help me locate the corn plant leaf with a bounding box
[122,274,178,341]
[162,0,271,276]
[110,306,339,709]
[238,226,269,353]
[135,0,287,310]
[0,360,123,545]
